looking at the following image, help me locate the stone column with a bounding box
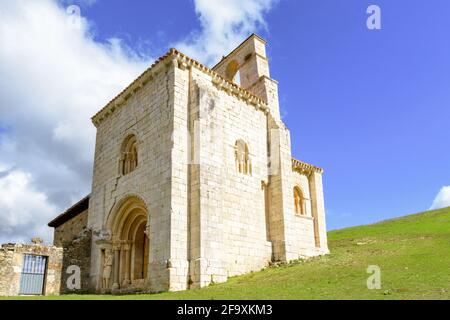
[112,243,121,290]
[122,242,131,286]
[308,171,329,252]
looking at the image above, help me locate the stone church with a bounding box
[48,34,329,293]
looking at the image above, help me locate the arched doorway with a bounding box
[106,196,149,289]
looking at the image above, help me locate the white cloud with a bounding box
[60,0,97,7]
[0,0,151,243]
[429,186,450,210]
[175,0,277,65]
[0,0,277,244]
[0,168,57,244]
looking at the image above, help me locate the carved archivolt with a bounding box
[103,196,149,290]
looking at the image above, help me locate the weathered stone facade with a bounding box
[49,196,91,294]
[0,242,63,296]
[49,34,329,294]
[53,209,88,247]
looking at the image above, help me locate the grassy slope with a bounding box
[5,207,450,300]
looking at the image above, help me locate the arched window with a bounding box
[234,70,241,86]
[121,135,138,175]
[225,60,241,85]
[294,186,306,216]
[235,140,251,175]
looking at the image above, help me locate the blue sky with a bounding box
[79,0,450,228]
[0,0,449,243]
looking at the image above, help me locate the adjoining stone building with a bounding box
[48,196,91,294]
[0,240,63,296]
[48,34,329,293]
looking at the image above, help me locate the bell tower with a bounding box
[212,34,281,119]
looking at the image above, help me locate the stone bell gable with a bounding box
[49,34,329,294]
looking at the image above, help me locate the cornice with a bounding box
[91,48,269,127]
[292,157,324,175]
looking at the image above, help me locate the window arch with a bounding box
[121,135,138,175]
[294,186,306,216]
[235,140,251,175]
[225,60,241,85]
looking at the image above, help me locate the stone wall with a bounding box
[286,170,323,258]
[172,35,329,287]
[52,209,92,293]
[0,245,20,296]
[53,209,88,247]
[60,230,92,294]
[0,243,63,296]
[88,58,176,292]
[183,66,273,285]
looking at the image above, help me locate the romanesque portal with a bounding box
[103,197,149,290]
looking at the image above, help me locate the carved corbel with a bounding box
[261,180,269,190]
[94,229,112,246]
[144,223,150,237]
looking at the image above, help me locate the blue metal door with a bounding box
[19,254,47,295]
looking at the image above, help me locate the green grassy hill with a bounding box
[7,207,450,300]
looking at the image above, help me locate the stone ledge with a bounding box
[91,48,270,127]
[292,157,324,175]
[294,215,314,221]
